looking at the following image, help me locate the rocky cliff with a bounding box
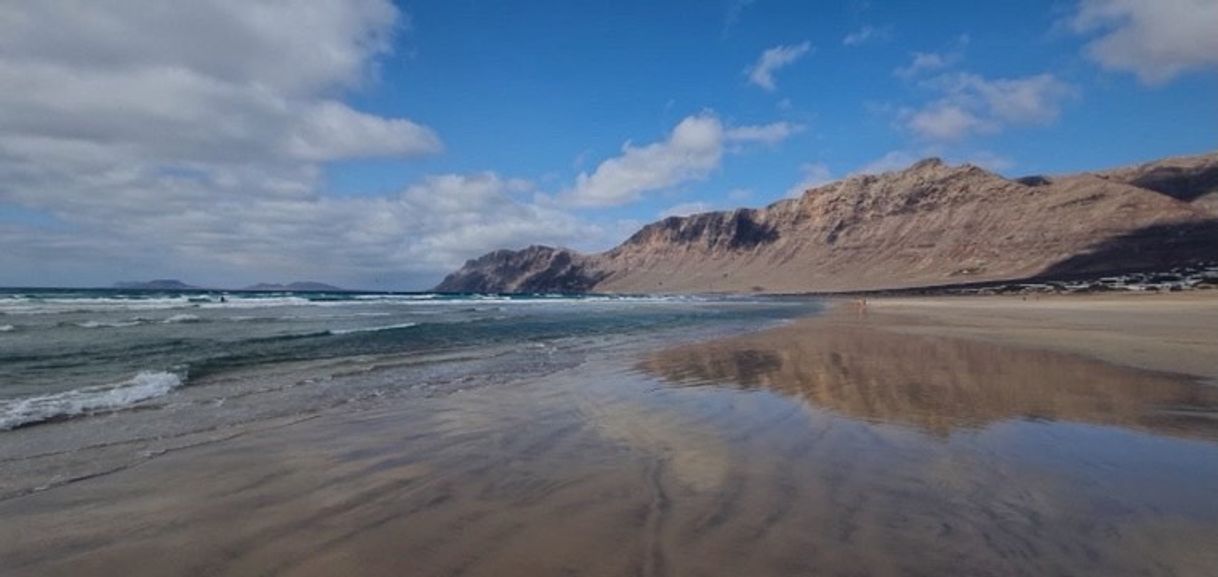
[435,153,1218,294]
[434,245,606,293]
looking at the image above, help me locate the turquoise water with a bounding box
[0,288,815,430]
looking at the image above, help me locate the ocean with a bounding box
[0,288,814,432]
[5,289,1218,576]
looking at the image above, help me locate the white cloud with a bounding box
[893,34,971,79]
[565,114,723,207]
[967,74,1074,124]
[0,1,440,171]
[747,42,812,91]
[725,121,804,145]
[906,103,989,141]
[659,201,715,218]
[1070,0,1218,85]
[288,101,441,161]
[785,163,834,197]
[0,1,402,94]
[564,113,798,207]
[894,51,953,78]
[903,73,1074,141]
[0,171,595,288]
[842,25,892,46]
[0,2,597,289]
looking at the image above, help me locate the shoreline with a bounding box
[0,304,804,503]
[827,291,1218,385]
[3,294,1218,576]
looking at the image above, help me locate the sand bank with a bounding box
[847,292,1218,384]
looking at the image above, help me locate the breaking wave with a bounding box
[328,322,419,335]
[0,371,184,430]
[75,319,145,329]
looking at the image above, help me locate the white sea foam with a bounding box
[162,313,201,324]
[0,292,713,316]
[197,296,314,309]
[328,322,419,335]
[0,324,14,332]
[0,296,194,314]
[76,320,144,329]
[353,294,438,301]
[0,295,307,314]
[0,371,184,430]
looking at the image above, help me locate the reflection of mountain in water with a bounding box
[639,322,1218,438]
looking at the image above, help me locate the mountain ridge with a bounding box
[435,153,1218,294]
[113,279,201,290]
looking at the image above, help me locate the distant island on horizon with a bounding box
[112,280,349,292]
[112,279,202,290]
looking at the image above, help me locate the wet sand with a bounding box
[4,296,1218,576]
[859,292,1218,383]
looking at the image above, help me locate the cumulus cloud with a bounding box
[906,103,988,141]
[1,167,589,284]
[903,73,1075,141]
[747,42,812,91]
[0,172,592,288]
[0,1,599,289]
[894,51,954,78]
[842,25,892,47]
[724,121,804,145]
[966,74,1075,124]
[1069,0,1218,85]
[0,1,440,166]
[564,114,798,207]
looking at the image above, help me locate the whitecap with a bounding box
[0,371,184,430]
[0,324,14,332]
[162,313,202,324]
[76,319,144,329]
[0,296,194,315]
[353,294,438,301]
[328,322,419,335]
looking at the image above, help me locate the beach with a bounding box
[3,1,1215,575]
[2,292,1218,576]
[859,292,1218,383]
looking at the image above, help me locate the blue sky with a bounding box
[0,0,1215,289]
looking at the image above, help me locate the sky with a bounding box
[0,0,1215,290]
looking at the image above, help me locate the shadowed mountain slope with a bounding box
[435,153,1218,293]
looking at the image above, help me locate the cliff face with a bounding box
[1095,153,1218,215]
[435,153,1218,294]
[433,245,606,293]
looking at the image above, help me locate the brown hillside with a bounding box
[435,153,1218,293]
